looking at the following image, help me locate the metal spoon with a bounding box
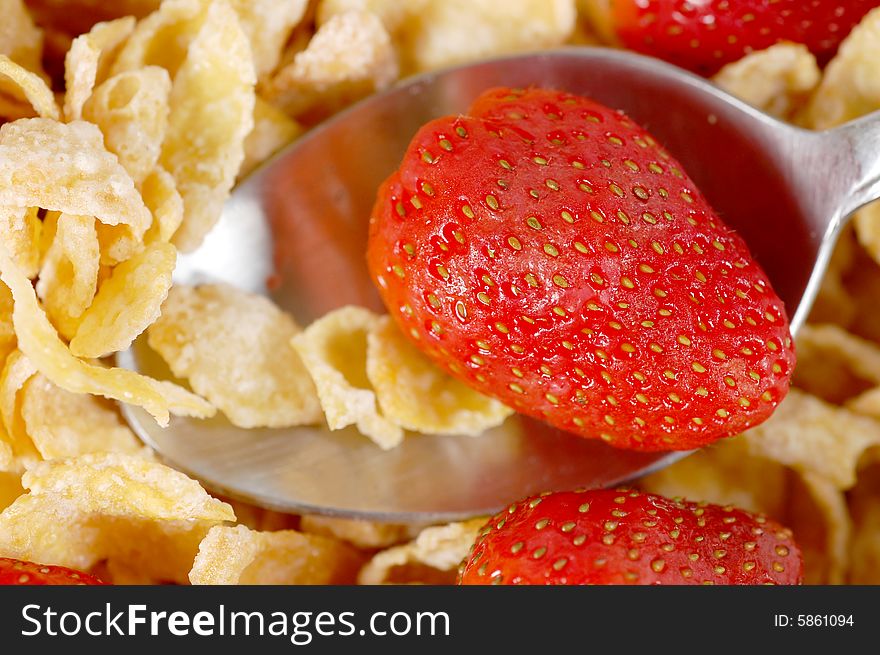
[117,47,880,522]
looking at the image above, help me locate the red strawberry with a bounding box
[605,0,880,75]
[458,488,802,585]
[366,87,794,451]
[0,557,105,585]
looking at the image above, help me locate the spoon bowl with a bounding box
[118,47,880,521]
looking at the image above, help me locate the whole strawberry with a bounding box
[367,87,794,451]
[0,557,105,585]
[458,489,802,585]
[605,0,880,75]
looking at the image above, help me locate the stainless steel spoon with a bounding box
[117,47,880,522]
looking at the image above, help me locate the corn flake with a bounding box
[265,11,397,121]
[222,497,297,532]
[0,469,22,512]
[786,472,851,585]
[0,243,214,426]
[0,206,41,279]
[0,0,44,75]
[300,514,421,549]
[367,315,513,436]
[189,524,364,585]
[142,166,184,244]
[63,17,136,122]
[239,96,303,180]
[0,350,38,470]
[148,283,322,428]
[713,43,820,119]
[0,452,234,583]
[0,282,14,365]
[393,0,576,74]
[0,119,151,237]
[316,0,428,32]
[640,438,789,518]
[803,7,880,129]
[0,55,59,120]
[111,0,209,78]
[853,203,880,267]
[83,66,171,184]
[292,306,402,449]
[36,214,100,341]
[159,0,256,251]
[848,454,880,583]
[229,0,309,79]
[21,371,145,460]
[794,323,880,404]
[358,518,484,585]
[740,389,880,489]
[70,242,176,359]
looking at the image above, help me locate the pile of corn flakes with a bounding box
[0,0,879,585]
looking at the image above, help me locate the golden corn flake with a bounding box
[0,469,22,512]
[640,437,789,519]
[189,524,364,585]
[99,559,167,585]
[292,306,403,449]
[239,96,303,180]
[223,497,297,532]
[159,0,256,251]
[70,242,176,358]
[265,11,397,121]
[36,214,100,341]
[393,0,576,74]
[853,202,880,267]
[0,441,12,473]
[228,0,309,79]
[316,0,429,33]
[0,244,214,426]
[576,0,615,44]
[803,7,880,129]
[0,452,234,583]
[741,389,880,489]
[21,372,144,460]
[358,518,485,585]
[786,472,851,585]
[0,0,44,75]
[82,66,171,184]
[148,283,321,428]
[111,0,209,77]
[713,43,820,119]
[0,206,41,279]
[0,93,32,121]
[0,282,14,366]
[63,17,136,122]
[0,55,59,120]
[300,514,421,549]
[794,323,880,404]
[0,119,151,237]
[142,166,184,244]
[367,315,513,436]
[848,455,880,583]
[0,350,38,470]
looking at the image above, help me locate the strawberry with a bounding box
[458,488,803,585]
[605,0,880,75]
[0,557,105,585]
[366,87,794,451]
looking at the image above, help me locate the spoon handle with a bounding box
[826,110,880,220]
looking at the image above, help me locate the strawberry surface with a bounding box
[367,87,794,451]
[0,557,105,585]
[458,488,803,585]
[609,0,880,75]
